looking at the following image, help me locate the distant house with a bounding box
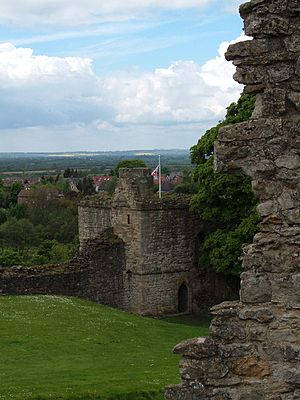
[18,189,34,206]
[92,176,113,192]
[18,187,61,208]
[23,177,41,189]
[153,172,183,192]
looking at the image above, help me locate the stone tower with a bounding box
[166,1,300,399]
[79,168,204,315]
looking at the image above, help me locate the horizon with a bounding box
[0,148,189,155]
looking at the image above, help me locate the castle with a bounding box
[0,167,239,315]
[79,167,206,315]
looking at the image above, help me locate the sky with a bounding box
[0,0,247,152]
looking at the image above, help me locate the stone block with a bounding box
[240,272,272,303]
[238,307,274,323]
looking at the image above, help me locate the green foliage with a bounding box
[63,168,79,178]
[191,93,259,275]
[8,181,24,205]
[0,247,23,267]
[114,159,147,176]
[174,168,198,194]
[0,296,208,399]
[0,208,8,224]
[8,204,27,220]
[0,218,37,250]
[0,188,79,267]
[29,240,77,265]
[191,93,256,165]
[77,176,96,195]
[107,176,118,194]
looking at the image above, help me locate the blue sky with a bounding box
[0,0,245,152]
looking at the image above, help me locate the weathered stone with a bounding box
[231,356,270,378]
[209,317,247,342]
[274,368,300,385]
[275,154,300,170]
[180,357,229,381]
[238,307,274,323]
[257,200,277,216]
[239,393,263,400]
[166,0,300,398]
[240,272,272,303]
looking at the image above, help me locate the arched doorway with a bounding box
[178,283,189,313]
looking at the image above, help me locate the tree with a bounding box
[0,208,8,224]
[0,218,37,250]
[76,176,95,196]
[190,93,260,276]
[174,168,199,194]
[8,181,23,205]
[114,159,147,176]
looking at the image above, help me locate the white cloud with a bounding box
[222,0,242,13]
[0,43,94,83]
[99,35,246,125]
[0,35,244,150]
[0,0,210,27]
[200,33,249,91]
[0,0,241,27]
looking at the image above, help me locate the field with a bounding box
[0,296,209,400]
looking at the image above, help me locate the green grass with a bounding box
[0,296,209,400]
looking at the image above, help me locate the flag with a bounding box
[151,165,159,178]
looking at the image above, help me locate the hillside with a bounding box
[0,296,209,400]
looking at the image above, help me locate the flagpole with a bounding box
[158,154,162,199]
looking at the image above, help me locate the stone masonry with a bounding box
[165,1,300,399]
[79,168,239,315]
[0,168,239,316]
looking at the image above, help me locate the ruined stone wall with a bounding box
[166,1,300,399]
[76,169,240,316]
[124,271,194,315]
[139,205,201,274]
[78,193,112,246]
[123,202,202,315]
[0,238,126,309]
[114,168,154,207]
[191,270,240,316]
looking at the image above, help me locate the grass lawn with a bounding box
[0,296,209,400]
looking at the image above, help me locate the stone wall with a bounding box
[191,270,240,316]
[165,1,300,399]
[76,168,240,316]
[78,193,112,246]
[0,235,126,309]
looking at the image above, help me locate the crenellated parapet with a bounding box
[166,1,300,399]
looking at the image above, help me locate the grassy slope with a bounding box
[0,296,209,400]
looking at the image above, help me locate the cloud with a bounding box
[0,0,240,27]
[0,42,113,129]
[99,36,247,125]
[222,0,243,13]
[0,35,244,150]
[0,0,210,27]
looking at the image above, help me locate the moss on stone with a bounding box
[80,192,112,208]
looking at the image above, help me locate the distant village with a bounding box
[1,170,184,208]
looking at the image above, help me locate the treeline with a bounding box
[0,180,79,268]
